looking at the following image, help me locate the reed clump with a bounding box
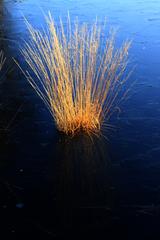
[20,13,131,136]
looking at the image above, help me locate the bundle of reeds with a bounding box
[19,13,131,136]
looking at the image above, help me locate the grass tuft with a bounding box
[19,13,131,136]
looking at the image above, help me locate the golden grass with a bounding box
[19,13,131,136]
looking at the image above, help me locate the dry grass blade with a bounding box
[19,12,131,136]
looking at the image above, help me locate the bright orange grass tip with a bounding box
[17,12,132,136]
